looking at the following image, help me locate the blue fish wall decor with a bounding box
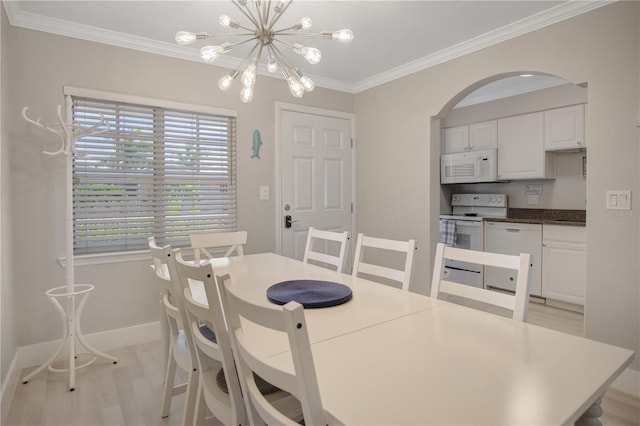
[251,130,263,159]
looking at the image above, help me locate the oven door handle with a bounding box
[454,220,483,227]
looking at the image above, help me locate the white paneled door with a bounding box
[280,110,353,264]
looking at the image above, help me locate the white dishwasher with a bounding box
[484,221,542,297]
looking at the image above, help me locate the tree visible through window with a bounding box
[71,97,236,255]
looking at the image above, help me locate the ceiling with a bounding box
[4,1,607,96]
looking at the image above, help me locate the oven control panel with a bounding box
[451,193,507,207]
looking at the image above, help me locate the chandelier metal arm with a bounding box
[268,0,293,30]
[271,37,296,50]
[254,2,267,32]
[232,0,260,29]
[229,36,261,48]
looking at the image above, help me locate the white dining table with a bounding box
[194,253,635,425]
[193,252,441,355]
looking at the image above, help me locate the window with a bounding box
[71,96,236,255]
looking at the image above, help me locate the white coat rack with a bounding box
[21,96,118,391]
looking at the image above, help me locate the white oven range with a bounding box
[439,193,507,288]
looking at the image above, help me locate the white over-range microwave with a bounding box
[440,149,498,184]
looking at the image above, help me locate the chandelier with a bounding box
[175,0,353,102]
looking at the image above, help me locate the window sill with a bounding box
[57,250,151,268]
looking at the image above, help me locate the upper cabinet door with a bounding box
[469,120,497,151]
[498,112,555,180]
[544,104,585,151]
[442,125,470,154]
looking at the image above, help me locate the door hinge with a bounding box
[350,138,354,149]
[351,202,354,213]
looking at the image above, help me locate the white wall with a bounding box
[354,2,640,371]
[4,22,353,353]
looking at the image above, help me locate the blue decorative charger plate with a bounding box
[266,280,353,308]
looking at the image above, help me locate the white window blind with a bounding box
[71,97,236,255]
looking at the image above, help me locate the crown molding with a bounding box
[4,0,612,95]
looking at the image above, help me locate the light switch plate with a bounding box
[259,185,269,201]
[606,190,631,210]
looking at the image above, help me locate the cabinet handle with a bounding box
[506,228,520,232]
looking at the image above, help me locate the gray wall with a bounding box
[1,6,16,408]
[3,18,352,355]
[354,1,639,371]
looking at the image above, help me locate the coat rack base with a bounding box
[21,284,118,391]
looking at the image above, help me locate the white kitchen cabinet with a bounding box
[544,105,585,151]
[469,120,498,151]
[484,221,542,297]
[443,120,497,154]
[497,112,555,180]
[443,125,469,154]
[542,225,586,306]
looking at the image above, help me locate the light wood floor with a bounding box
[5,303,639,426]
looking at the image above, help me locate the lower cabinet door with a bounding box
[542,240,586,305]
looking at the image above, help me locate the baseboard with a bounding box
[610,367,640,398]
[16,320,160,370]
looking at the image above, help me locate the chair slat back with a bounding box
[190,231,247,264]
[430,243,532,321]
[352,233,416,291]
[303,226,349,272]
[218,274,326,426]
[175,252,246,426]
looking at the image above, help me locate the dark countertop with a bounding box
[484,208,586,227]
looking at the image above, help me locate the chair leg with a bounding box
[161,347,177,418]
[194,380,208,426]
[182,368,198,426]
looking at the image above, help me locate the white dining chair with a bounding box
[430,242,532,321]
[218,274,325,425]
[190,230,247,264]
[174,251,247,426]
[352,233,416,291]
[148,240,199,426]
[303,226,349,272]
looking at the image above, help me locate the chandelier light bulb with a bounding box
[293,44,321,64]
[201,45,223,62]
[175,31,197,45]
[299,75,315,91]
[240,86,254,103]
[297,17,312,30]
[219,15,231,27]
[287,77,305,98]
[241,62,257,88]
[292,68,314,92]
[219,15,240,29]
[267,59,278,73]
[332,29,354,42]
[218,74,235,91]
[200,43,231,63]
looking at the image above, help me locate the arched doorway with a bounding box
[433,72,588,335]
